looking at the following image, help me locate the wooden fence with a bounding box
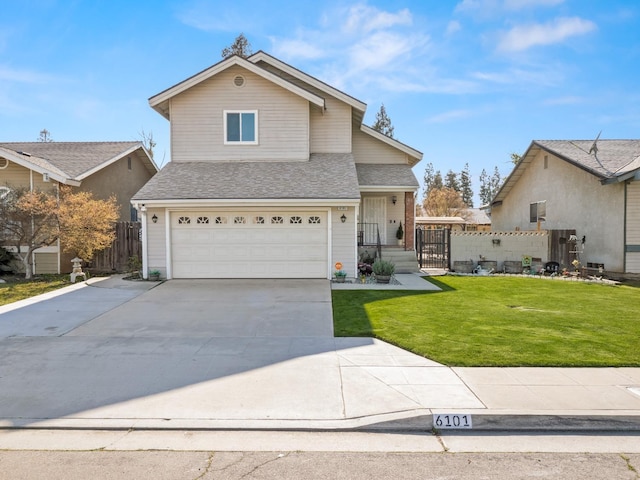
[89,221,141,273]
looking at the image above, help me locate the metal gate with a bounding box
[416,227,450,269]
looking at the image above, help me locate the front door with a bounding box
[362,197,386,244]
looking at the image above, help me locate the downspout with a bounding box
[623,181,628,273]
[139,204,149,279]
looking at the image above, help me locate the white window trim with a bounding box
[223,110,259,145]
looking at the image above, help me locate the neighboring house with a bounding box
[132,52,422,279]
[0,141,158,274]
[490,139,640,274]
[416,208,491,231]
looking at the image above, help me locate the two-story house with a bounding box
[132,52,422,279]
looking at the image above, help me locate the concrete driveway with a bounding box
[1,277,464,431]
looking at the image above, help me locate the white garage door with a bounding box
[171,211,328,278]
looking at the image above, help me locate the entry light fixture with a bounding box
[392,195,397,205]
[340,214,347,223]
[151,214,158,223]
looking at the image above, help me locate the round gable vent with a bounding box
[233,75,245,87]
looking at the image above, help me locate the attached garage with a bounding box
[170,210,329,278]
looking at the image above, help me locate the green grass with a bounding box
[332,276,640,367]
[0,275,71,306]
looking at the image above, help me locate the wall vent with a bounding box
[233,75,245,87]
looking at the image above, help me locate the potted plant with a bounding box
[396,222,404,246]
[148,269,161,281]
[334,269,347,283]
[372,259,395,284]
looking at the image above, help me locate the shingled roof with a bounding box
[492,139,640,206]
[132,153,361,202]
[356,164,420,190]
[0,141,156,181]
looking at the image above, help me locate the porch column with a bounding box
[404,192,415,251]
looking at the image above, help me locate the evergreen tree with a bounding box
[221,33,253,59]
[371,103,394,138]
[490,166,502,198]
[459,163,473,207]
[479,168,492,206]
[444,169,459,192]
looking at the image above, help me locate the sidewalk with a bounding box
[0,274,638,434]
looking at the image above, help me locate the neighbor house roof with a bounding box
[132,153,361,203]
[356,163,420,192]
[0,141,157,185]
[492,139,640,206]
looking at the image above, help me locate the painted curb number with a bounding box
[433,413,472,429]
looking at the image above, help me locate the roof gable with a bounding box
[0,141,158,183]
[149,55,325,120]
[492,139,640,206]
[360,124,422,165]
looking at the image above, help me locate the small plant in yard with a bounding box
[334,269,347,282]
[127,255,142,278]
[372,259,395,276]
[396,222,403,240]
[148,269,161,281]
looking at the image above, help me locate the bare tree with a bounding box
[221,33,253,59]
[139,129,156,160]
[38,129,53,142]
[422,187,469,219]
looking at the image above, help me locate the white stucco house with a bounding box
[132,52,422,279]
[490,139,640,274]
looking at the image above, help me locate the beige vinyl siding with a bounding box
[626,181,640,273]
[331,206,357,277]
[34,252,58,274]
[170,66,309,162]
[1,161,30,187]
[310,97,351,153]
[352,128,407,164]
[147,208,167,276]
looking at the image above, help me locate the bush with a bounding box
[372,259,395,276]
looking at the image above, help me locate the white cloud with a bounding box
[271,38,326,60]
[0,65,55,84]
[446,21,462,36]
[456,0,563,13]
[427,109,476,123]
[503,0,564,10]
[497,17,597,52]
[342,4,412,34]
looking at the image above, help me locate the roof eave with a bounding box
[75,143,158,181]
[359,125,423,164]
[149,55,325,119]
[248,51,367,113]
[132,198,361,207]
[0,147,79,186]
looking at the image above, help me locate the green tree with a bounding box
[444,169,459,192]
[479,168,492,206]
[491,166,503,198]
[422,187,469,218]
[221,33,253,59]
[459,163,474,207]
[371,103,394,138]
[510,152,521,164]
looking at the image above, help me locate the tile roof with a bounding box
[0,141,144,179]
[132,153,361,201]
[534,139,640,178]
[355,163,419,188]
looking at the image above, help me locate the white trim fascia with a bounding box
[359,125,423,162]
[249,51,367,113]
[141,209,149,280]
[149,56,325,117]
[76,144,158,181]
[0,147,79,186]
[136,198,361,208]
[359,186,419,192]
[326,207,332,280]
[165,209,172,280]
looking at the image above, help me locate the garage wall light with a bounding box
[340,214,347,223]
[151,214,158,223]
[392,195,397,205]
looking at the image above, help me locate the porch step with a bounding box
[380,248,420,273]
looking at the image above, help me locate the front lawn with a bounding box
[0,275,71,306]
[332,276,640,367]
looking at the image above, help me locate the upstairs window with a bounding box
[530,201,546,223]
[224,110,258,144]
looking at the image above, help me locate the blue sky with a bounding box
[2,0,639,204]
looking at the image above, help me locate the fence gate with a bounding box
[416,227,450,269]
[90,221,141,272]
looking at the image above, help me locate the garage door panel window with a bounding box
[308,216,321,224]
[178,216,191,225]
[254,216,265,224]
[215,216,227,224]
[271,216,284,224]
[234,216,246,224]
[197,216,210,224]
[290,216,303,224]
